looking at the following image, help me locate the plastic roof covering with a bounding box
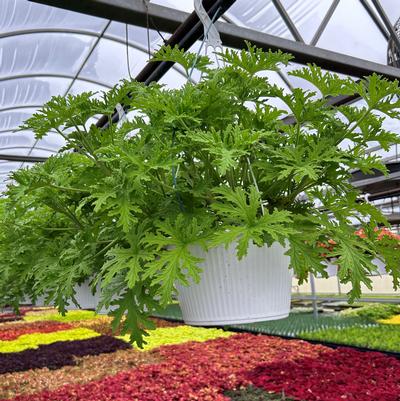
[0,0,400,193]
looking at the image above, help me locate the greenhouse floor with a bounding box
[0,306,400,400]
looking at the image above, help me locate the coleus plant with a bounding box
[1,44,400,346]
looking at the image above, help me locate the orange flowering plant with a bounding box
[317,227,400,278]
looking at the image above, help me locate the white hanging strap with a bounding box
[116,103,127,128]
[194,0,223,52]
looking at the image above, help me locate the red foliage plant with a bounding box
[0,321,73,341]
[2,335,328,401]
[245,346,400,401]
[3,334,400,401]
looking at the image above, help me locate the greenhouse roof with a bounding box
[0,0,399,192]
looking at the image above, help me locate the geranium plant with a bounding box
[1,44,400,345]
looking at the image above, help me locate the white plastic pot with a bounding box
[176,242,292,326]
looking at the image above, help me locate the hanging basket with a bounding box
[176,242,292,326]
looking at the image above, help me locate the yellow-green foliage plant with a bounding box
[379,315,400,324]
[0,328,99,353]
[24,310,99,323]
[119,325,232,351]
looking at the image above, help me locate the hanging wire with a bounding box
[125,23,133,80]
[143,0,151,60]
[148,14,167,45]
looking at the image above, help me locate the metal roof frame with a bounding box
[31,0,400,81]
[9,0,398,170]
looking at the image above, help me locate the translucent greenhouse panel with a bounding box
[0,161,22,191]
[224,0,294,39]
[159,70,188,89]
[0,0,107,34]
[279,0,336,44]
[0,78,70,110]
[0,33,96,79]
[105,21,168,50]
[0,161,20,173]
[34,132,66,153]
[79,38,151,87]
[67,80,111,95]
[0,131,36,150]
[316,0,387,64]
[0,109,39,132]
[0,161,36,191]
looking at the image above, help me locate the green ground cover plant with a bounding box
[224,386,296,400]
[340,303,400,320]
[299,324,400,352]
[1,44,400,345]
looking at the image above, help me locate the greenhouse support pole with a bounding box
[309,273,318,319]
[337,276,342,295]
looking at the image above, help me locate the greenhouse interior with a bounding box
[1,0,400,400]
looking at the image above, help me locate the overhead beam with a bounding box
[31,0,400,81]
[30,0,186,34]
[0,154,48,163]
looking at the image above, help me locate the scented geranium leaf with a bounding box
[348,154,388,176]
[286,232,329,282]
[151,44,211,75]
[21,92,103,139]
[144,246,203,305]
[268,86,327,124]
[143,215,211,303]
[212,186,260,225]
[186,125,262,175]
[109,288,156,348]
[90,180,142,233]
[353,201,389,226]
[357,73,400,116]
[108,196,141,233]
[219,42,293,75]
[102,246,152,289]
[91,190,116,213]
[212,187,296,258]
[329,226,376,301]
[289,64,357,97]
[101,222,154,289]
[376,239,400,289]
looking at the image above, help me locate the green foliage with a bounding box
[299,324,400,352]
[224,386,296,401]
[1,44,400,346]
[340,303,400,321]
